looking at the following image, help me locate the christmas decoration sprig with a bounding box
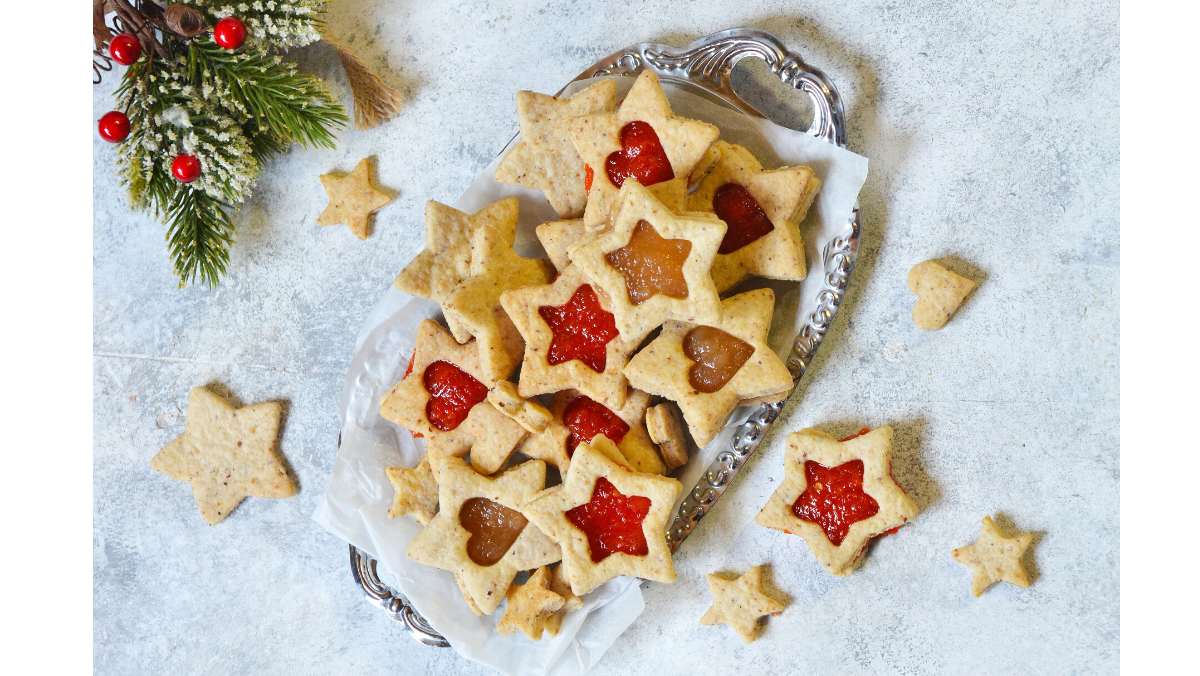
[95,0,348,287]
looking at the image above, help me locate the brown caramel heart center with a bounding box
[682,326,755,393]
[459,497,528,566]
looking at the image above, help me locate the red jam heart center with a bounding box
[682,326,755,393]
[423,360,488,432]
[791,459,880,546]
[605,121,675,189]
[565,476,651,562]
[605,220,691,305]
[562,395,630,456]
[712,183,775,254]
[459,497,528,566]
[538,284,619,373]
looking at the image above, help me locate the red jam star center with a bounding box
[538,284,619,373]
[565,477,652,562]
[791,459,880,546]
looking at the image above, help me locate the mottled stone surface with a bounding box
[94,1,1118,674]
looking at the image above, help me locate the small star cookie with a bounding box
[686,141,820,292]
[317,158,392,240]
[623,289,794,447]
[442,225,554,383]
[519,389,663,475]
[500,265,642,410]
[908,260,977,331]
[393,197,519,303]
[569,71,719,230]
[567,179,725,343]
[496,565,566,640]
[494,80,618,218]
[378,320,528,475]
[407,456,561,615]
[755,427,919,576]
[544,563,584,638]
[385,452,439,525]
[645,402,688,471]
[521,439,681,596]
[151,386,293,525]
[699,566,788,644]
[952,515,1034,597]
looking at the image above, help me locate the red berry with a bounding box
[213,17,247,50]
[98,111,131,143]
[109,34,142,66]
[172,154,202,183]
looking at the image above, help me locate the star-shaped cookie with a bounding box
[386,452,439,525]
[699,566,788,643]
[623,288,794,447]
[519,389,663,475]
[407,456,561,615]
[569,70,719,230]
[567,179,725,343]
[521,440,681,596]
[755,427,920,576]
[496,565,566,640]
[393,197,519,303]
[494,80,617,218]
[686,141,820,292]
[317,158,392,240]
[952,516,1034,597]
[151,386,294,525]
[378,320,528,475]
[442,225,554,383]
[500,265,642,410]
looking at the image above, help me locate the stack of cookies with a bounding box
[380,71,822,636]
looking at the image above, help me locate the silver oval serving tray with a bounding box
[350,26,859,646]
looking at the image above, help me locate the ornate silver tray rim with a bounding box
[350,26,860,646]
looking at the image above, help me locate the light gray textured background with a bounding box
[93,1,1118,673]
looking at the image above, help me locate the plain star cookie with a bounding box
[500,265,642,410]
[623,288,794,447]
[519,389,664,475]
[377,320,528,475]
[151,386,293,525]
[686,141,820,292]
[442,225,554,383]
[495,80,617,218]
[952,515,1034,597]
[567,179,725,343]
[317,158,392,240]
[521,440,681,596]
[908,259,977,331]
[699,566,788,644]
[407,456,561,615]
[755,427,919,576]
[393,197,519,303]
[386,452,439,525]
[569,70,719,230]
[496,565,566,640]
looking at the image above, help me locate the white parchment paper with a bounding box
[313,77,867,676]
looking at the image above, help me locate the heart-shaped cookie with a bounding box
[907,260,977,331]
[683,325,755,393]
[424,360,489,431]
[605,121,675,189]
[712,183,775,254]
[460,497,529,567]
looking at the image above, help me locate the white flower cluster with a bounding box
[120,62,259,205]
[183,0,324,50]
